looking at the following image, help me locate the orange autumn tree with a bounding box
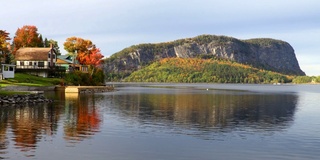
[0,30,10,51]
[64,37,104,85]
[77,46,104,76]
[0,30,11,63]
[12,25,43,54]
[64,37,103,76]
[63,37,93,54]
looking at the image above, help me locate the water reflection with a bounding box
[11,105,53,152]
[0,103,58,158]
[0,92,102,157]
[63,93,102,142]
[0,86,301,159]
[105,87,298,138]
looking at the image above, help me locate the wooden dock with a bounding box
[55,86,114,93]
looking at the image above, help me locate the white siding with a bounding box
[2,64,15,79]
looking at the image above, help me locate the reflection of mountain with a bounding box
[107,88,298,135]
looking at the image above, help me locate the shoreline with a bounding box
[0,86,56,92]
[0,82,318,94]
[1,85,115,93]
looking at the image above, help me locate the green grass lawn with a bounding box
[0,90,29,96]
[0,73,62,87]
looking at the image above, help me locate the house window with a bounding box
[82,66,88,72]
[48,62,51,67]
[38,62,44,67]
[34,62,37,66]
[9,66,14,71]
[20,61,24,66]
[48,53,51,58]
[29,62,32,66]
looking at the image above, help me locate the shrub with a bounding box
[292,76,312,84]
[65,69,106,86]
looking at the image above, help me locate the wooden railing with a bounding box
[16,65,50,69]
[16,65,66,70]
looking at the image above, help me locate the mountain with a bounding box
[103,35,305,77]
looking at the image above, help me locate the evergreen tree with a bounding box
[38,34,44,47]
[44,38,49,47]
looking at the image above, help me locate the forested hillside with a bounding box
[123,58,292,83]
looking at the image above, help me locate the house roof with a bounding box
[57,55,72,64]
[57,55,78,64]
[15,47,53,61]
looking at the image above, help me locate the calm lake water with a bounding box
[0,83,320,160]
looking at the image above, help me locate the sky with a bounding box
[1,0,319,76]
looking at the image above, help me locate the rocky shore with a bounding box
[0,93,53,106]
[0,85,114,106]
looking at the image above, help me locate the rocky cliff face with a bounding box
[104,35,305,76]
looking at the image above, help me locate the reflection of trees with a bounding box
[0,107,9,153]
[0,102,62,158]
[0,88,300,157]
[10,103,60,152]
[0,92,103,157]
[64,94,102,142]
[0,93,106,158]
[109,91,298,134]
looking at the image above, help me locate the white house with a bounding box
[15,46,57,77]
[0,64,15,79]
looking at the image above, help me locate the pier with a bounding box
[55,86,114,93]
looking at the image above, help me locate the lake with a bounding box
[0,83,319,160]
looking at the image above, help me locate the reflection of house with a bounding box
[57,55,88,73]
[15,47,58,77]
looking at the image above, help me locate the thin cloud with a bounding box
[1,0,320,75]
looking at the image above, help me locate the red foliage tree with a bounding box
[78,47,103,66]
[77,46,104,76]
[13,25,43,54]
[64,37,104,76]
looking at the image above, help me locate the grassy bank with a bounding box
[0,73,61,95]
[0,73,61,87]
[0,90,29,96]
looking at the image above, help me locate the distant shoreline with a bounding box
[106,82,320,85]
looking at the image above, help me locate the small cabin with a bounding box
[0,64,15,80]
